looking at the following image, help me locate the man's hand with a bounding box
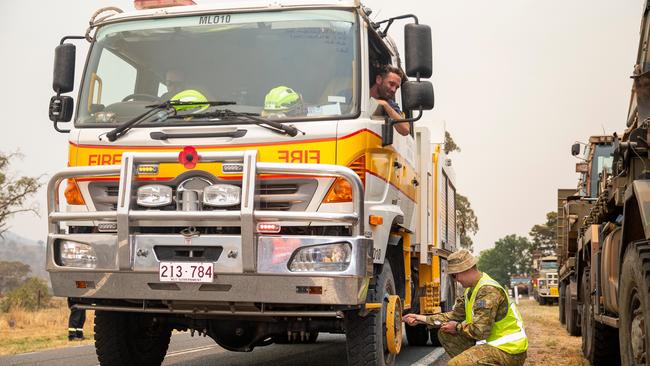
[440,320,458,334]
[402,313,426,326]
[375,99,410,136]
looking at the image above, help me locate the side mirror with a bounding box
[401,81,434,111]
[404,24,432,78]
[49,96,74,122]
[53,43,76,94]
[571,143,581,156]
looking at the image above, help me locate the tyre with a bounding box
[405,324,429,346]
[95,311,172,366]
[559,282,566,325]
[581,270,619,365]
[620,241,650,366]
[345,262,397,366]
[565,279,581,336]
[538,296,546,305]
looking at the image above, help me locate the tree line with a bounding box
[477,212,557,287]
[0,151,49,312]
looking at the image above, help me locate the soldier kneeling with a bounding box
[403,250,528,366]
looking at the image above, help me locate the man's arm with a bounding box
[403,292,466,327]
[425,292,466,325]
[375,99,410,136]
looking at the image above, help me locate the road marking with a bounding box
[409,347,446,366]
[166,345,220,357]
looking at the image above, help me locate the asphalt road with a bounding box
[0,332,447,366]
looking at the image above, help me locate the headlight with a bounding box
[59,241,97,268]
[289,243,351,272]
[203,184,241,207]
[137,184,173,207]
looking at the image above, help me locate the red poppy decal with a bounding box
[178,146,199,169]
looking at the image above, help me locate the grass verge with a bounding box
[0,297,95,356]
[518,298,587,366]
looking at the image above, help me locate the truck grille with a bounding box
[88,178,317,213]
[546,273,558,286]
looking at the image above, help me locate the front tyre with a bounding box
[620,241,650,366]
[95,311,172,366]
[581,270,619,365]
[345,262,397,366]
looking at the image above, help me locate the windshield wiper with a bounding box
[105,100,237,142]
[170,109,300,137]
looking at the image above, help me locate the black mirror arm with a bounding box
[60,35,86,45]
[375,14,419,37]
[388,108,423,126]
[53,121,70,133]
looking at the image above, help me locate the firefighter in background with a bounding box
[67,299,85,341]
[403,250,528,365]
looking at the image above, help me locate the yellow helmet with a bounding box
[170,89,209,113]
[262,86,304,117]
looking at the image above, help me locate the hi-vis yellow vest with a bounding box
[463,273,528,354]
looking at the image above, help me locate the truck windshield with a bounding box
[540,261,558,270]
[77,10,358,126]
[590,144,614,197]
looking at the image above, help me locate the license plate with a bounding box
[550,287,558,296]
[159,262,214,283]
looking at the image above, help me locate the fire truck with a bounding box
[46,1,458,365]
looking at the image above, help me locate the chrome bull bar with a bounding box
[47,150,364,272]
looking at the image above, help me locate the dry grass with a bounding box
[518,298,587,366]
[0,297,95,356]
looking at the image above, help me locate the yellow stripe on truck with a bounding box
[69,129,417,200]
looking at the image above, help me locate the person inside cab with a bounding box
[369,64,410,136]
[160,69,187,101]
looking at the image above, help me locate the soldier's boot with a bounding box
[68,328,77,341]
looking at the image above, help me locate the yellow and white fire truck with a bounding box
[46,1,458,364]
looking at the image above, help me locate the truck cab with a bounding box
[532,255,558,305]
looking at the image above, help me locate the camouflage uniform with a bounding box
[426,282,527,366]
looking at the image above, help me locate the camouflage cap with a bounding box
[447,249,478,274]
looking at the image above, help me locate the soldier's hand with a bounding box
[441,320,458,334]
[402,313,425,326]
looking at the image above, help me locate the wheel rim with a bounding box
[630,290,646,365]
[385,295,403,354]
[381,277,397,365]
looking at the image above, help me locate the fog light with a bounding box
[137,184,172,207]
[289,243,351,272]
[203,184,241,207]
[257,223,281,233]
[60,241,97,268]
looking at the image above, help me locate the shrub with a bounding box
[1,277,51,312]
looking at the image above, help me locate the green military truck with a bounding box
[557,135,614,339]
[554,3,650,363]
